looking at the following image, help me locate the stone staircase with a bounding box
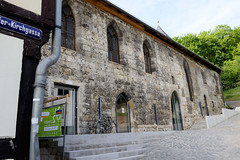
[40,131,176,160]
[189,118,207,130]
[55,132,161,160]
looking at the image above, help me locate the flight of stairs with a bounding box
[55,133,157,160]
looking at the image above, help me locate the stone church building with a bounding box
[42,0,224,134]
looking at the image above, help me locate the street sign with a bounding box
[0,15,42,39]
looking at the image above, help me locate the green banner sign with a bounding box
[38,104,63,137]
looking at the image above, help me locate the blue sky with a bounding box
[108,0,240,37]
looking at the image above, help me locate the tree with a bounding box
[173,25,240,89]
[173,25,240,68]
[221,56,240,89]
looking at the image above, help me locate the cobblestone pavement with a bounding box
[144,114,240,160]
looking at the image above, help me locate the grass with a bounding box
[224,86,240,101]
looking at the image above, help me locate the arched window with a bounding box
[204,95,209,116]
[107,25,119,63]
[143,42,152,74]
[61,6,75,50]
[172,76,175,84]
[171,91,183,130]
[183,60,194,101]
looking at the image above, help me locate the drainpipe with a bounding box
[29,0,62,159]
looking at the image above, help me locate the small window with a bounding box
[143,42,152,74]
[58,89,64,95]
[107,25,119,63]
[57,88,69,96]
[62,6,75,50]
[172,76,175,84]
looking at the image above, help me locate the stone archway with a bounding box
[171,91,183,130]
[115,93,131,133]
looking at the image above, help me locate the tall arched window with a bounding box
[183,60,194,101]
[143,42,152,74]
[62,6,75,50]
[204,95,209,116]
[107,25,119,63]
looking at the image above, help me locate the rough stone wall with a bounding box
[41,0,224,134]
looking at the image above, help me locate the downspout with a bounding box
[29,0,62,159]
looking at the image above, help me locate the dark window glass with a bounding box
[58,89,63,96]
[172,76,175,84]
[143,43,152,74]
[107,26,119,63]
[58,88,70,96]
[64,90,69,95]
[62,6,75,50]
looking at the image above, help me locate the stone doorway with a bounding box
[171,91,183,130]
[116,93,131,133]
[54,84,77,135]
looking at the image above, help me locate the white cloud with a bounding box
[108,0,240,37]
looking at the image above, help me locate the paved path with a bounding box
[226,101,240,108]
[145,114,240,160]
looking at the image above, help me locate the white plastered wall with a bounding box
[4,0,42,15]
[0,33,23,138]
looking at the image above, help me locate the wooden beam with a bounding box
[43,95,70,104]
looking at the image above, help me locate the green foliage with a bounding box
[221,56,240,89]
[173,25,240,90]
[224,86,240,101]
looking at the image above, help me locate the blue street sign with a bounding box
[0,15,42,39]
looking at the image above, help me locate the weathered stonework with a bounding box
[41,0,224,134]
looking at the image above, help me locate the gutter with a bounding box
[29,0,62,159]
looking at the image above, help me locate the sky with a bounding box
[108,0,240,37]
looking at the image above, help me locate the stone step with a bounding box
[55,132,177,160]
[65,144,144,158]
[112,155,147,160]
[61,140,139,151]
[69,149,145,160]
[57,132,170,146]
